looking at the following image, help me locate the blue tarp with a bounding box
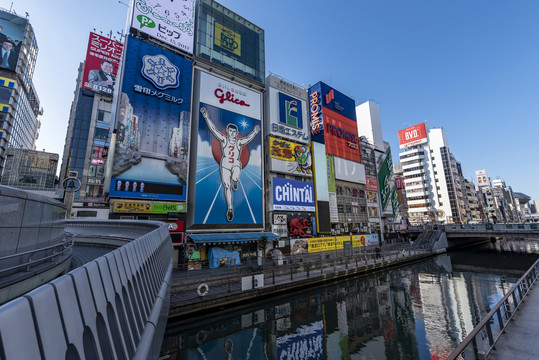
[208,247,242,269]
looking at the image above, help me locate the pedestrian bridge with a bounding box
[414,223,539,251]
[0,186,173,360]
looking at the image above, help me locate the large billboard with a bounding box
[268,137,312,177]
[190,70,262,229]
[265,75,309,144]
[475,169,489,186]
[333,156,366,184]
[308,82,360,163]
[196,0,265,84]
[131,0,196,55]
[81,32,123,96]
[0,11,27,72]
[398,123,427,149]
[272,177,315,212]
[109,36,192,201]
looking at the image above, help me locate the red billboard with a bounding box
[321,107,361,163]
[81,32,123,96]
[398,123,427,149]
[395,176,404,190]
[366,176,378,192]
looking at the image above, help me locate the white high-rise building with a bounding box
[398,124,465,224]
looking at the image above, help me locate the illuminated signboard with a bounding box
[81,32,123,96]
[109,36,192,201]
[268,137,312,177]
[189,70,263,229]
[398,123,427,149]
[131,0,196,55]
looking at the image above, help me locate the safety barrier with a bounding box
[446,257,539,360]
[0,220,173,360]
[0,185,69,303]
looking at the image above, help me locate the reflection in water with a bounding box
[161,240,539,359]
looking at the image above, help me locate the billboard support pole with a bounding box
[103,129,117,196]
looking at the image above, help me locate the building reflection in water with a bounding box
[161,242,538,359]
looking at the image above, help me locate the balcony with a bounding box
[406,189,429,198]
[407,198,431,206]
[400,153,425,164]
[404,168,426,177]
[402,161,425,170]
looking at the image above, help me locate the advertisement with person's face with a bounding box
[81,32,123,96]
[0,11,27,72]
[189,70,263,229]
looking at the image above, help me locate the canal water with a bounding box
[160,240,539,360]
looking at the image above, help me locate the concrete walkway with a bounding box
[489,281,539,359]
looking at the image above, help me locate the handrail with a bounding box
[0,236,74,275]
[446,257,539,360]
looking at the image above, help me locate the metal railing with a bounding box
[446,257,539,360]
[171,243,433,309]
[0,233,74,277]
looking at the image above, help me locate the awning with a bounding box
[188,232,280,244]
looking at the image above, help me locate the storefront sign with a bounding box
[152,202,186,214]
[112,200,152,213]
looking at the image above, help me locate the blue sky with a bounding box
[6,0,539,202]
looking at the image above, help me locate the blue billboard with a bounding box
[109,36,192,201]
[272,177,315,212]
[308,82,356,144]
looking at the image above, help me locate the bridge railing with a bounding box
[446,257,539,360]
[443,223,539,232]
[0,220,173,360]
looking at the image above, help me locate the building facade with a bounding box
[1,148,58,190]
[398,124,467,225]
[0,9,42,176]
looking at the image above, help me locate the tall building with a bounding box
[263,74,313,250]
[356,101,397,234]
[0,9,42,176]
[398,124,466,225]
[308,82,365,236]
[60,32,123,205]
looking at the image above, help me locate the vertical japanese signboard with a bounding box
[109,36,192,201]
[378,149,393,212]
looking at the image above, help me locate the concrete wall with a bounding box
[0,185,66,260]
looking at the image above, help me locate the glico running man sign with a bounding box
[188,70,263,230]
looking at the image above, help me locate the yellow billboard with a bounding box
[308,237,335,253]
[214,22,241,56]
[112,200,152,213]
